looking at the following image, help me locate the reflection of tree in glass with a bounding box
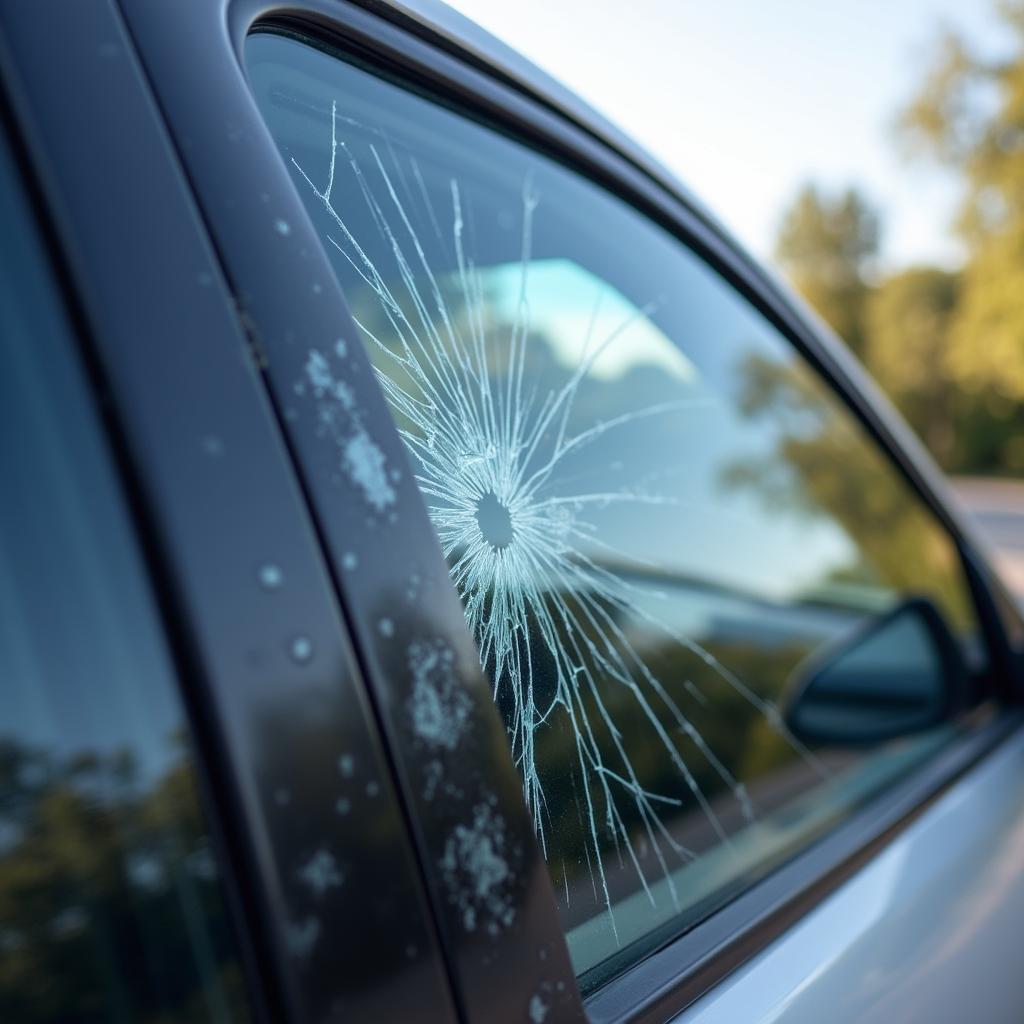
[721,353,971,630]
[0,737,247,1022]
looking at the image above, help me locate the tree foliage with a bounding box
[774,0,1024,477]
[774,185,880,358]
[864,266,962,465]
[897,0,1024,462]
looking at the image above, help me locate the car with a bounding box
[1,2,1023,1022]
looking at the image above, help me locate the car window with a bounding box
[0,133,249,1020]
[246,32,982,988]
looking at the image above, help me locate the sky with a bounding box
[444,0,1008,272]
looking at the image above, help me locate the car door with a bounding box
[3,2,1024,1023]
[120,3,1022,1020]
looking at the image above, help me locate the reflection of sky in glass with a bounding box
[489,260,697,383]
[483,257,859,603]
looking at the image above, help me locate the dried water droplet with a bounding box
[201,435,225,458]
[259,564,283,590]
[290,635,313,663]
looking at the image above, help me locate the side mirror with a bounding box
[784,597,969,747]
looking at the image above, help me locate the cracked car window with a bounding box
[247,33,982,984]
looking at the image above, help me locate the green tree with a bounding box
[897,0,1024,473]
[774,184,881,357]
[864,266,961,467]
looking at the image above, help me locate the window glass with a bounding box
[247,33,980,986]
[0,136,249,1020]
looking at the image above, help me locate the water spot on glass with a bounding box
[335,797,351,816]
[337,753,355,778]
[423,759,443,801]
[186,842,218,881]
[439,800,514,934]
[290,635,313,664]
[302,348,400,511]
[297,848,344,897]
[312,282,323,294]
[258,564,283,590]
[335,339,348,358]
[378,618,395,638]
[529,994,549,1023]
[287,916,320,958]
[274,218,291,236]
[407,639,470,750]
[344,430,397,511]
[51,906,89,937]
[365,780,380,798]
[201,434,225,458]
[342,551,358,571]
[126,853,166,891]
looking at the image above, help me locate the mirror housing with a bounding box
[784,597,969,747]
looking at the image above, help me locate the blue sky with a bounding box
[445,0,1008,272]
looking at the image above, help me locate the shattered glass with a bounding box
[248,34,980,980]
